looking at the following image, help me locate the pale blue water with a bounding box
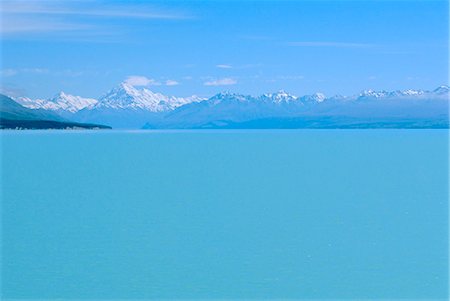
[1,130,448,300]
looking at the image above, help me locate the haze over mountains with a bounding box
[6,83,450,129]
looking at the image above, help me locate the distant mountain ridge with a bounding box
[16,92,97,113]
[358,86,449,99]
[1,94,64,122]
[143,86,449,129]
[0,95,110,130]
[7,84,450,129]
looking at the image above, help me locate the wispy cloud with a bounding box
[1,17,93,34]
[0,69,19,77]
[1,1,192,19]
[165,80,179,86]
[124,76,181,87]
[125,76,161,87]
[216,64,233,69]
[216,63,262,70]
[0,0,193,35]
[204,78,237,86]
[240,35,374,49]
[22,68,49,73]
[0,68,50,76]
[277,75,305,80]
[287,41,375,48]
[0,68,89,78]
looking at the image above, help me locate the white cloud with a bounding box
[287,41,374,48]
[1,1,192,20]
[0,69,18,77]
[216,63,263,70]
[0,1,192,35]
[125,76,161,87]
[165,80,179,86]
[0,68,51,76]
[277,75,305,80]
[216,64,233,69]
[204,78,237,86]
[22,68,49,74]
[1,17,92,34]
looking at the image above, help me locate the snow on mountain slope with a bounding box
[143,86,449,129]
[154,90,329,128]
[299,93,327,103]
[49,92,98,112]
[92,82,203,111]
[9,84,449,129]
[16,92,97,113]
[15,97,50,109]
[358,87,449,100]
[69,83,205,128]
[1,94,65,122]
[433,85,450,95]
[260,90,298,103]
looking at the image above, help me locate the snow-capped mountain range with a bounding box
[8,83,449,129]
[16,84,449,112]
[15,83,204,113]
[16,92,98,113]
[357,86,450,99]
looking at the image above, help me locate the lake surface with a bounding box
[1,130,448,300]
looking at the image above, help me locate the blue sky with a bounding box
[0,0,448,99]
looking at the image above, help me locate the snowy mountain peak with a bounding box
[314,93,326,102]
[15,91,97,112]
[93,82,202,112]
[360,90,390,98]
[209,92,249,103]
[47,92,98,112]
[213,91,244,98]
[359,86,448,99]
[304,92,326,102]
[263,90,298,103]
[119,81,135,90]
[14,96,48,110]
[433,85,449,94]
[400,89,424,96]
[273,89,291,96]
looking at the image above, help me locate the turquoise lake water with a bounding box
[1,130,448,300]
